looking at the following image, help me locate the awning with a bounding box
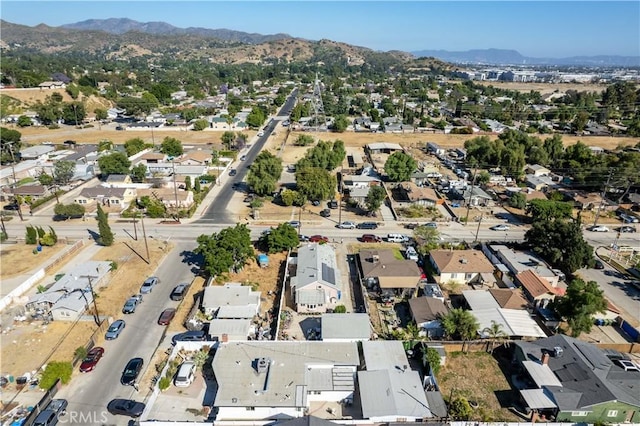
[520,389,557,409]
[522,361,563,387]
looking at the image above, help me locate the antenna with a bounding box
[310,72,326,132]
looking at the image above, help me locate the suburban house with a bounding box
[290,244,342,313]
[365,142,404,154]
[514,335,640,423]
[143,163,208,180]
[136,188,195,209]
[211,341,358,420]
[75,187,136,208]
[104,174,132,186]
[342,174,381,191]
[37,81,66,90]
[396,182,442,207]
[570,191,616,212]
[358,249,423,298]
[525,174,557,192]
[177,150,213,166]
[452,186,494,207]
[485,245,561,288]
[19,145,56,161]
[139,152,167,164]
[515,270,560,309]
[408,297,448,338]
[429,249,495,285]
[201,282,261,319]
[525,164,551,176]
[488,288,529,310]
[10,184,49,200]
[207,319,253,342]
[358,341,435,422]
[321,313,371,342]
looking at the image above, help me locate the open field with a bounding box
[474,81,612,94]
[0,242,65,279]
[1,88,112,115]
[12,124,639,152]
[436,350,521,422]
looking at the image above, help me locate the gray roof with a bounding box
[321,313,370,341]
[462,290,501,311]
[208,319,252,340]
[277,416,338,426]
[292,244,340,291]
[61,145,97,162]
[105,174,129,182]
[408,297,448,323]
[19,145,55,158]
[515,334,640,411]
[79,186,127,199]
[212,341,358,408]
[202,283,260,315]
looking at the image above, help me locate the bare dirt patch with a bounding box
[475,81,611,94]
[437,350,520,422]
[167,276,206,333]
[0,243,66,279]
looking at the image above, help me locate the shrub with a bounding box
[0,230,6,242]
[74,346,88,360]
[25,225,38,244]
[109,261,118,271]
[333,305,347,313]
[158,376,171,391]
[449,396,472,420]
[39,361,73,389]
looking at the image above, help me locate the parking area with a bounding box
[147,371,217,422]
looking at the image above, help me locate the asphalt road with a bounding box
[197,89,298,224]
[57,242,197,425]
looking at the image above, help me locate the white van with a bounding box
[387,233,409,243]
[174,361,196,388]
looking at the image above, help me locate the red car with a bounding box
[309,235,329,243]
[158,308,177,325]
[79,347,105,372]
[361,234,381,243]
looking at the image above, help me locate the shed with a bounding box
[257,253,269,268]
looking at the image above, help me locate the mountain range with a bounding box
[411,48,640,67]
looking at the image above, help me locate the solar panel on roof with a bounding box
[322,263,336,285]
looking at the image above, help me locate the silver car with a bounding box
[337,221,356,229]
[140,277,159,294]
[105,319,126,340]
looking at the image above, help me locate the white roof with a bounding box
[292,244,340,291]
[522,361,563,388]
[208,319,252,340]
[367,142,403,151]
[202,283,261,314]
[212,341,358,408]
[322,313,370,341]
[217,305,258,319]
[474,308,547,338]
[463,290,501,311]
[362,341,407,372]
[20,145,55,157]
[520,389,558,409]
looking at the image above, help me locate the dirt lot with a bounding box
[0,239,172,382]
[437,350,521,422]
[475,81,611,94]
[0,243,66,279]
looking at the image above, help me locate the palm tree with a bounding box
[482,320,508,354]
[440,308,479,353]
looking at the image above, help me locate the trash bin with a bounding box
[37,245,42,252]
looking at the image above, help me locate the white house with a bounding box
[429,249,495,285]
[201,282,261,318]
[291,244,342,313]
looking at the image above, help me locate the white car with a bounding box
[590,225,609,232]
[490,224,510,231]
[257,130,265,137]
[337,221,356,229]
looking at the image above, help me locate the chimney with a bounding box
[541,352,550,365]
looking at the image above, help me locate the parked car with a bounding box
[620,213,639,223]
[619,226,637,233]
[311,200,321,206]
[387,233,409,243]
[240,155,247,161]
[328,199,338,209]
[140,276,159,294]
[79,347,105,372]
[361,234,381,243]
[34,399,67,426]
[174,361,196,387]
[404,223,419,230]
[107,399,145,418]
[490,224,510,231]
[337,221,356,229]
[590,225,610,232]
[229,169,237,176]
[287,220,301,228]
[405,246,419,261]
[121,358,144,386]
[299,235,310,242]
[424,222,438,229]
[257,130,264,137]
[105,319,126,340]
[158,308,177,326]
[170,284,189,301]
[594,259,605,270]
[309,235,329,243]
[357,222,378,230]
[172,330,207,345]
[320,209,331,217]
[122,297,141,314]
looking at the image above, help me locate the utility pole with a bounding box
[132,210,139,241]
[474,214,483,242]
[464,166,478,225]
[8,143,24,222]
[79,275,101,326]
[172,161,180,223]
[140,213,151,264]
[593,168,614,227]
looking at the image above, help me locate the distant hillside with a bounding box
[61,18,291,44]
[412,48,640,67]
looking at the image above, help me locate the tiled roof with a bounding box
[488,288,529,310]
[516,270,557,299]
[430,250,494,274]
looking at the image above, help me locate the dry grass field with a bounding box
[1,88,112,115]
[474,81,610,94]
[0,243,65,279]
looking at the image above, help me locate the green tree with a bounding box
[262,223,299,253]
[66,84,80,99]
[333,305,347,313]
[440,308,479,351]
[525,219,594,273]
[195,224,254,276]
[0,127,22,164]
[508,192,527,209]
[130,163,147,182]
[553,278,607,337]
[124,137,148,157]
[54,203,85,218]
[247,151,282,196]
[37,172,54,186]
[424,346,441,375]
[221,131,236,150]
[475,170,491,185]
[294,134,315,146]
[194,178,201,193]
[62,102,86,125]
[184,176,192,191]
[449,396,472,420]
[295,167,336,201]
[482,320,508,353]
[160,137,183,157]
[193,119,209,131]
[384,151,417,182]
[296,140,346,171]
[149,83,173,105]
[332,115,349,132]
[246,106,266,128]
[413,225,441,254]
[96,204,114,246]
[94,108,108,121]
[97,139,113,152]
[365,185,386,212]
[98,152,131,176]
[53,160,76,185]
[17,115,32,127]
[526,199,573,222]
[39,361,73,390]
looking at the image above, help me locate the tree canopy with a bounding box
[440,308,479,342]
[526,199,573,222]
[247,151,282,196]
[295,167,336,201]
[553,278,607,337]
[160,137,183,157]
[54,202,85,218]
[365,185,386,212]
[53,160,76,185]
[261,223,299,253]
[296,139,346,171]
[195,224,254,276]
[97,152,131,176]
[124,137,149,157]
[384,151,417,182]
[0,127,21,164]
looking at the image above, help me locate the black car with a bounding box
[594,259,605,270]
[121,357,144,386]
[229,169,237,176]
[172,330,208,345]
[107,399,145,418]
[33,399,68,426]
[320,209,331,217]
[328,199,338,209]
[170,283,189,301]
[357,222,378,230]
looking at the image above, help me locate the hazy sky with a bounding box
[1,1,639,58]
